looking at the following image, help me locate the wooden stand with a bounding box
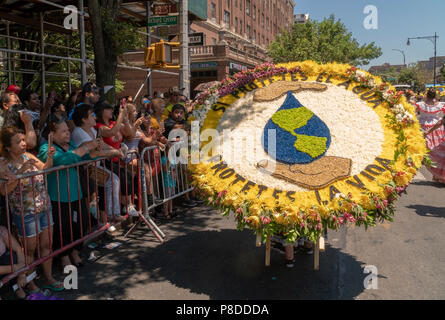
[262,235,325,269]
[314,237,320,270]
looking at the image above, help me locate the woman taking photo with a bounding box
[94,101,138,217]
[38,119,98,269]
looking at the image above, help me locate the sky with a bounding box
[293,0,445,70]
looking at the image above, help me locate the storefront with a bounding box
[190,61,218,98]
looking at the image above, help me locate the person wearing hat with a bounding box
[68,82,100,121]
[5,84,20,95]
[162,87,186,121]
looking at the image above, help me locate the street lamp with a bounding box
[407,32,439,87]
[392,49,406,66]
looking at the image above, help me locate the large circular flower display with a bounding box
[189,61,428,243]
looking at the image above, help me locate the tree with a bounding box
[397,63,426,92]
[267,15,382,66]
[87,0,144,102]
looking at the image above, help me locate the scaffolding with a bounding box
[0,0,181,104]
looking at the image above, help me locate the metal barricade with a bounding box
[124,144,194,239]
[0,150,140,289]
[0,145,194,290]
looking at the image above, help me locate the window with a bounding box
[240,19,242,34]
[253,29,256,42]
[210,2,216,18]
[246,24,251,38]
[235,0,237,8]
[246,0,250,15]
[266,17,269,31]
[212,38,217,45]
[224,10,230,27]
[235,17,238,33]
[253,5,256,20]
[262,13,264,27]
[262,35,265,46]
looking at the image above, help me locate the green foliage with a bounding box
[100,7,145,57]
[268,15,382,66]
[397,63,426,92]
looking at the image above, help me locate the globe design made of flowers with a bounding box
[189,61,428,244]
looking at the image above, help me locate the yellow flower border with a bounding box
[189,61,427,243]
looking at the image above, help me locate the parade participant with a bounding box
[416,89,445,150]
[425,114,445,183]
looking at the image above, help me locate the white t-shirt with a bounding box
[71,127,97,147]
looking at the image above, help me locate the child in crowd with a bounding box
[0,226,28,299]
[0,126,63,292]
[160,144,177,220]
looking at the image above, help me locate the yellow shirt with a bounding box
[162,102,185,121]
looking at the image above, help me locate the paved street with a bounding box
[21,167,445,300]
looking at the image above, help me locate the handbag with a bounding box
[88,164,110,187]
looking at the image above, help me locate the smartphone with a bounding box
[120,98,127,108]
[47,133,53,151]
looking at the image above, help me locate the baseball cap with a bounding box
[82,82,99,95]
[6,84,21,95]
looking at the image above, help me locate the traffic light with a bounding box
[144,40,180,69]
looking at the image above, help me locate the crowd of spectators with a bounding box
[0,82,200,299]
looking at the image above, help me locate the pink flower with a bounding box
[261,216,271,225]
[376,203,382,210]
[383,200,389,207]
[236,207,243,215]
[317,223,322,230]
[338,217,344,225]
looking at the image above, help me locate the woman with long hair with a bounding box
[0,126,63,292]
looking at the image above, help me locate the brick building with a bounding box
[118,0,295,101]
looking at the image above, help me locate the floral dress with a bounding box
[416,101,445,150]
[6,155,48,217]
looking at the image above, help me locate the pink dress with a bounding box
[416,101,445,149]
[417,101,445,182]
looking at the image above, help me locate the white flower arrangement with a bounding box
[192,92,220,126]
[391,104,414,124]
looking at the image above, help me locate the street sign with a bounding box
[148,15,178,27]
[189,33,204,46]
[152,3,177,16]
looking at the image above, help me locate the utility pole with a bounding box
[146,1,152,97]
[179,0,190,98]
[407,32,439,87]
